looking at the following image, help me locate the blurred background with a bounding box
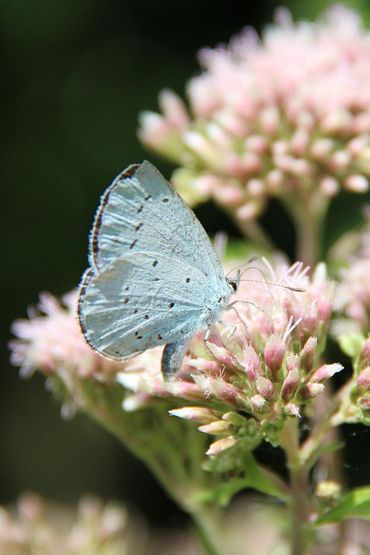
[1,0,370,529]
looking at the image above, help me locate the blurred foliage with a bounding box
[1,0,370,529]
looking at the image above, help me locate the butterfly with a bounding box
[78,161,237,379]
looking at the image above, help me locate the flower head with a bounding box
[9,291,121,381]
[139,6,370,225]
[0,493,131,554]
[118,259,340,455]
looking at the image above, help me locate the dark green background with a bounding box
[1,0,369,526]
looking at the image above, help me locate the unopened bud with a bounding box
[264,335,285,378]
[222,412,246,426]
[251,394,266,410]
[361,338,370,365]
[301,337,317,372]
[319,176,339,197]
[310,363,343,383]
[241,344,261,381]
[206,436,238,456]
[256,376,275,399]
[286,353,300,372]
[281,368,301,401]
[357,367,370,389]
[310,138,335,159]
[302,382,325,398]
[169,407,219,424]
[285,403,300,417]
[198,420,231,435]
[344,174,369,193]
[205,342,239,369]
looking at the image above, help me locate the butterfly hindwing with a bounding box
[79,253,217,359]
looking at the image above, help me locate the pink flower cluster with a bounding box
[139,6,370,222]
[334,233,370,334]
[9,260,342,454]
[119,260,341,455]
[9,291,121,380]
[0,493,129,554]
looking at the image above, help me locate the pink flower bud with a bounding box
[187,358,221,374]
[251,394,266,410]
[246,178,265,197]
[213,185,245,206]
[319,176,339,197]
[285,403,300,417]
[361,338,370,365]
[310,363,343,383]
[266,169,284,192]
[169,406,219,424]
[302,382,325,398]
[244,135,268,154]
[286,353,300,372]
[241,344,261,381]
[357,367,370,389]
[205,342,239,369]
[347,136,369,156]
[260,106,280,134]
[344,175,369,193]
[291,128,309,156]
[281,368,301,401]
[264,335,285,378]
[198,420,231,435]
[159,89,189,129]
[321,109,352,134]
[256,376,275,399]
[236,201,260,220]
[301,337,317,372]
[206,436,238,456]
[311,138,334,160]
[328,150,351,171]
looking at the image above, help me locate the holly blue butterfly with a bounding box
[78,161,237,378]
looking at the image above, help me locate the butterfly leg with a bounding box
[161,339,189,380]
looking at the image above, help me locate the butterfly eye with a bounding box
[229,280,237,292]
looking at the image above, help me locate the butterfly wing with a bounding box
[79,253,216,359]
[79,161,232,361]
[90,161,227,292]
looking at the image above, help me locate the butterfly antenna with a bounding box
[238,277,305,293]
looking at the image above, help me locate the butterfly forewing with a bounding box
[90,161,225,287]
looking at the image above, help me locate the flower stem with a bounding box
[193,509,223,555]
[282,418,310,555]
[229,208,275,251]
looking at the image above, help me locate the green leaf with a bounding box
[196,452,289,506]
[338,334,365,359]
[317,487,370,525]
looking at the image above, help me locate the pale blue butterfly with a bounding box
[78,161,237,378]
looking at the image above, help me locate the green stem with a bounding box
[228,207,275,250]
[193,509,223,555]
[282,419,310,555]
